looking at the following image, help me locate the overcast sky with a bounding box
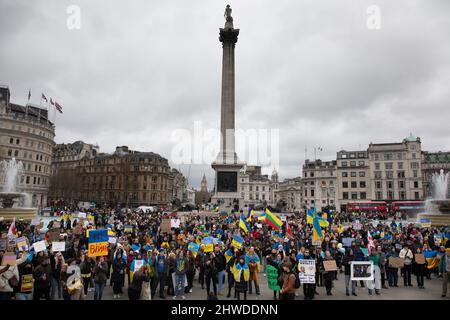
[1,0,449,189]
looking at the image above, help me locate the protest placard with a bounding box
[415,253,425,264]
[78,212,87,219]
[350,261,374,281]
[298,259,316,284]
[352,220,362,230]
[31,218,41,226]
[52,241,66,252]
[323,260,338,271]
[88,229,108,257]
[171,219,181,229]
[388,257,404,269]
[124,225,133,233]
[420,218,431,228]
[108,237,117,245]
[16,237,27,249]
[266,265,280,291]
[342,237,355,247]
[33,240,47,253]
[160,219,171,233]
[1,253,16,266]
[20,274,33,292]
[0,239,6,251]
[134,260,144,272]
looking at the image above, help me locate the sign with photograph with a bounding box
[350,261,374,281]
[298,259,316,284]
[352,220,362,230]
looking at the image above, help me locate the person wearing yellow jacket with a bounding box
[232,256,249,300]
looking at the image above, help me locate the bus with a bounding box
[346,201,388,219]
[390,201,426,217]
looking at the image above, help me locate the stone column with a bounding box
[219,27,239,164]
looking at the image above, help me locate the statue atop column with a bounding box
[224,5,233,29]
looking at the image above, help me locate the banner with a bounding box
[298,259,316,284]
[88,229,108,257]
[52,241,66,252]
[266,265,280,291]
[171,219,181,229]
[124,225,133,233]
[16,237,27,250]
[134,259,144,272]
[342,237,355,247]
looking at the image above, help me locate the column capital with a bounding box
[219,28,239,47]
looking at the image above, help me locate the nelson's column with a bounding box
[211,5,244,212]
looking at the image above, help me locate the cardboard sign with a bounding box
[1,253,16,266]
[323,260,338,272]
[33,240,47,253]
[21,274,33,292]
[388,257,404,269]
[298,259,316,284]
[52,241,66,252]
[266,265,280,291]
[49,228,60,242]
[31,218,41,226]
[312,240,322,246]
[160,220,171,233]
[108,237,117,245]
[204,243,214,253]
[415,254,425,265]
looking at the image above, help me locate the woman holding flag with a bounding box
[232,255,249,300]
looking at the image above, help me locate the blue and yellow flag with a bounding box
[239,213,250,234]
[307,208,314,224]
[224,249,233,263]
[246,208,254,222]
[232,261,250,282]
[312,212,323,243]
[231,234,243,249]
[257,211,266,221]
[423,250,438,269]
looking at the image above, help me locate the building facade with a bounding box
[239,166,277,209]
[274,177,303,212]
[0,86,55,208]
[367,135,423,202]
[77,146,170,207]
[49,141,99,203]
[195,174,212,206]
[302,159,338,211]
[168,168,187,205]
[336,150,371,211]
[422,151,450,198]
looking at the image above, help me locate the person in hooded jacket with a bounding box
[111,251,127,299]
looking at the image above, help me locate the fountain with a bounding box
[0,158,37,220]
[418,169,450,226]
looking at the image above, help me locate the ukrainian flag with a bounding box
[224,249,233,263]
[257,211,266,221]
[231,234,243,249]
[232,261,250,282]
[312,212,323,243]
[423,250,438,269]
[239,213,250,234]
[307,208,314,224]
[246,208,254,222]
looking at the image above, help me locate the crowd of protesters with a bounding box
[0,206,449,301]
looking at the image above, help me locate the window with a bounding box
[399,191,406,200]
[14,150,18,157]
[415,192,420,200]
[360,181,366,188]
[397,153,403,160]
[342,172,348,177]
[342,161,348,167]
[398,162,403,169]
[351,172,356,177]
[343,192,349,200]
[350,161,356,167]
[397,171,405,178]
[342,182,348,188]
[256,186,259,192]
[33,177,36,185]
[360,192,366,200]
[375,181,382,189]
[375,163,380,170]
[413,170,418,178]
[374,171,382,179]
[310,172,314,177]
[341,154,347,159]
[399,181,405,189]
[376,191,382,200]
[384,153,393,160]
[311,190,315,197]
[388,191,394,200]
[387,181,393,189]
[359,161,365,166]
[385,163,393,170]
[351,192,358,200]
[8,150,12,156]
[386,171,394,179]
[9,137,13,144]
[414,181,419,188]
[26,176,30,184]
[374,154,379,161]
[350,153,356,158]
[305,190,307,197]
[359,171,365,177]
[412,153,416,159]
[262,186,265,191]
[411,162,419,169]
[358,153,365,158]
[351,181,357,188]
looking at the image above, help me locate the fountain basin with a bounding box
[0,207,37,221]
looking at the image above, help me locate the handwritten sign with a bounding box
[33,240,47,253]
[0,239,6,251]
[88,229,108,257]
[31,218,41,226]
[52,241,66,252]
[160,220,171,233]
[16,237,27,249]
[108,237,117,245]
[415,254,425,265]
[171,219,181,229]
[388,257,404,269]
[323,260,338,272]
[342,237,355,247]
[134,260,144,272]
[1,253,16,266]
